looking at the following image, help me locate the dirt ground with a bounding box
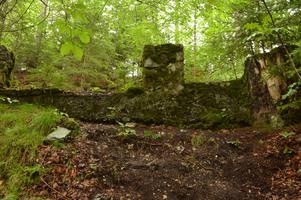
[28,122,301,200]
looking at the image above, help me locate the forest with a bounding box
[0,0,301,199]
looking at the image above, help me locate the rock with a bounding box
[46,127,71,141]
[125,122,136,128]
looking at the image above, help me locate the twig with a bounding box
[40,177,72,200]
[136,140,164,146]
[2,10,50,32]
[146,158,158,166]
[96,0,110,21]
[5,0,19,16]
[39,0,47,7]
[0,0,7,6]
[10,0,36,27]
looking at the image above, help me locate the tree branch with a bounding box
[10,0,36,27]
[2,9,50,33]
[96,0,110,21]
[0,0,7,6]
[39,0,47,7]
[5,0,19,16]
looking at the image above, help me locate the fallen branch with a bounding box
[40,177,72,200]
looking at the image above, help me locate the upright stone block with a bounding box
[0,45,15,88]
[244,46,290,127]
[141,44,184,94]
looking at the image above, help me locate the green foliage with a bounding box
[0,102,63,198]
[60,118,80,134]
[26,63,115,91]
[0,0,300,88]
[278,100,301,113]
[282,82,300,101]
[278,81,301,117]
[226,139,241,148]
[27,65,72,89]
[118,128,136,138]
[117,122,137,138]
[79,32,91,44]
[191,134,207,148]
[143,130,161,140]
[279,131,296,139]
[283,145,294,156]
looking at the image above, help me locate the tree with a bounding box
[0,0,299,89]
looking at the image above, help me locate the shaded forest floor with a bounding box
[28,122,300,200]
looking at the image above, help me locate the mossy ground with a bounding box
[0,100,63,199]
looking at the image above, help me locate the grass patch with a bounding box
[0,102,63,199]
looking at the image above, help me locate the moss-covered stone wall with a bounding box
[142,44,184,95]
[0,81,250,129]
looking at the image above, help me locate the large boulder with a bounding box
[0,45,15,88]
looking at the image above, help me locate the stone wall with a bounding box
[142,44,184,95]
[0,81,250,129]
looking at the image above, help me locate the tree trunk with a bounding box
[31,0,49,68]
[192,5,197,81]
[0,1,8,42]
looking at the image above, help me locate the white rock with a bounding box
[46,127,71,141]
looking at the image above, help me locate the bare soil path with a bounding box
[29,123,301,200]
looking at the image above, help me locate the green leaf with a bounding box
[283,145,294,155]
[72,45,83,60]
[60,42,73,56]
[79,32,90,44]
[244,22,261,30]
[74,2,86,10]
[54,21,70,34]
[72,12,88,23]
[262,15,272,26]
[280,131,295,139]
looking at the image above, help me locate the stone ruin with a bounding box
[244,46,299,126]
[0,45,15,88]
[0,44,299,129]
[141,44,184,95]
